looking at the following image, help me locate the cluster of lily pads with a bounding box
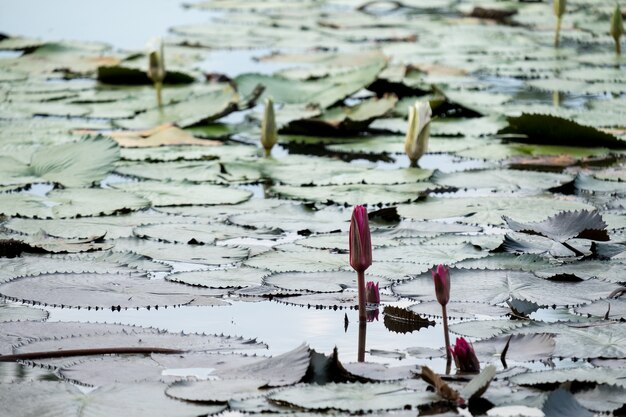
[1,0,626,415]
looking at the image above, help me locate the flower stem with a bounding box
[155,81,163,108]
[442,304,451,368]
[616,40,622,55]
[358,321,367,362]
[357,270,366,323]
[554,16,562,48]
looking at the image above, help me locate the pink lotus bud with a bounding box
[349,205,372,273]
[450,337,480,373]
[365,281,380,304]
[431,264,450,306]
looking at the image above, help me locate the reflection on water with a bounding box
[46,299,448,368]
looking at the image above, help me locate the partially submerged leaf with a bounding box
[503,210,609,243]
[499,113,626,149]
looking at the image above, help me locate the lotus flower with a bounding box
[350,205,372,322]
[404,101,432,167]
[553,0,566,47]
[147,38,165,107]
[433,264,452,369]
[450,337,480,373]
[611,3,624,55]
[261,97,277,156]
[349,205,372,273]
[365,281,380,304]
[432,264,450,306]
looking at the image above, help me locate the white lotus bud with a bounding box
[404,101,432,167]
[611,3,624,55]
[147,38,165,84]
[261,98,277,156]
[147,38,165,107]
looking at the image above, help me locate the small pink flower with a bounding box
[365,281,380,304]
[431,264,450,306]
[450,337,480,373]
[349,205,372,273]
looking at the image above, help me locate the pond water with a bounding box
[1,0,626,415]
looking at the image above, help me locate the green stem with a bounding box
[0,347,183,362]
[555,16,562,48]
[264,147,271,157]
[155,81,163,108]
[616,39,622,56]
[357,270,366,323]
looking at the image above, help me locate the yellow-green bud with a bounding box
[404,101,432,167]
[147,38,165,84]
[611,3,624,45]
[261,98,277,156]
[553,0,566,18]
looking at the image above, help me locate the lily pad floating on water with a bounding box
[264,271,392,293]
[0,272,228,310]
[393,268,619,308]
[111,181,252,206]
[397,196,594,226]
[0,303,48,323]
[244,248,345,273]
[115,83,239,130]
[268,381,438,412]
[408,301,511,320]
[503,210,609,243]
[0,136,119,188]
[499,113,626,149]
[112,238,248,266]
[271,182,437,206]
[229,203,348,234]
[0,381,226,417]
[0,188,150,219]
[166,378,268,403]
[432,169,573,191]
[166,267,270,289]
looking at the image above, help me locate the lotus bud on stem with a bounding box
[450,337,480,373]
[147,38,165,108]
[261,97,278,157]
[553,0,566,47]
[611,3,624,55]
[432,264,451,370]
[349,205,372,323]
[404,101,432,168]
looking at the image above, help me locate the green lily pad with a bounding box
[0,188,150,219]
[268,382,438,412]
[166,267,270,289]
[0,136,119,188]
[499,113,626,149]
[264,271,391,293]
[115,84,239,129]
[271,182,436,206]
[393,268,618,307]
[397,196,593,226]
[244,248,345,273]
[0,381,226,417]
[111,181,252,206]
[0,303,48,323]
[0,272,228,309]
